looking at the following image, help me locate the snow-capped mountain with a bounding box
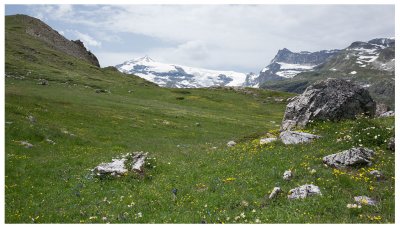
[322,38,395,72]
[247,48,340,86]
[116,56,248,88]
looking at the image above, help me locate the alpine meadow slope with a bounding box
[4,14,395,224]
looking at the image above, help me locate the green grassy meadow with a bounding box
[4,15,395,223]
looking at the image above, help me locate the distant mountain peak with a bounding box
[136,55,155,63]
[115,58,248,88]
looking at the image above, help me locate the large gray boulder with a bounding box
[281,78,376,131]
[280,131,320,145]
[322,147,375,168]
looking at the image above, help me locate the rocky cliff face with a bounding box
[319,38,395,72]
[254,48,340,85]
[18,14,100,67]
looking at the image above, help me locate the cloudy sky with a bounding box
[5,4,395,72]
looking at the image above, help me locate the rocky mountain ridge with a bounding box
[15,14,100,67]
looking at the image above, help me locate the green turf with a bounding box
[4,14,395,223]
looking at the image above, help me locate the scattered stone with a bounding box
[288,184,321,199]
[27,115,36,123]
[379,111,395,118]
[369,170,384,180]
[227,141,236,147]
[268,187,282,199]
[62,130,75,137]
[20,141,33,148]
[95,89,109,93]
[45,138,56,145]
[130,152,148,173]
[195,122,201,127]
[93,152,148,177]
[241,200,249,207]
[260,137,277,145]
[322,147,375,168]
[281,78,376,131]
[280,131,320,145]
[172,188,178,201]
[283,170,293,181]
[37,79,49,85]
[128,90,134,93]
[387,137,395,151]
[375,103,389,116]
[94,158,128,176]
[354,196,377,206]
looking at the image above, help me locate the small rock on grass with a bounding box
[283,170,293,181]
[369,170,384,180]
[260,137,277,145]
[354,196,377,206]
[268,187,282,199]
[387,137,395,151]
[20,141,33,148]
[27,115,36,123]
[288,184,321,199]
[227,141,236,147]
[280,131,320,145]
[93,152,148,177]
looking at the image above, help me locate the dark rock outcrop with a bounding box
[281,78,376,131]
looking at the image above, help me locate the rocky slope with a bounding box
[260,38,395,108]
[115,56,248,88]
[11,14,100,67]
[245,48,340,86]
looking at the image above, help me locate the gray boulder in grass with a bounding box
[288,184,322,199]
[94,152,148,176]
[281,78,376,131]
[280,130,320,145]
[322,147,375,168]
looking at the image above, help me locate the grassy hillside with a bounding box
[4,15,395,223]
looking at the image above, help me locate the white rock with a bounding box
[280,131,320,145]
[283,170,293,181]
[260,137,277,145]
[268,187,282,199]
[288,184,322,199]
[227,141,236,147]
[354,196,377,206]
[20,141,33,148]
[131,152,148,172]
[379,111,394,117]
[94,158,128,176]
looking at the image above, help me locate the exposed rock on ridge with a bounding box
[17,14,100,67]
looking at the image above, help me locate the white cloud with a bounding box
[71,30,102,47]
[30,5,395,72]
